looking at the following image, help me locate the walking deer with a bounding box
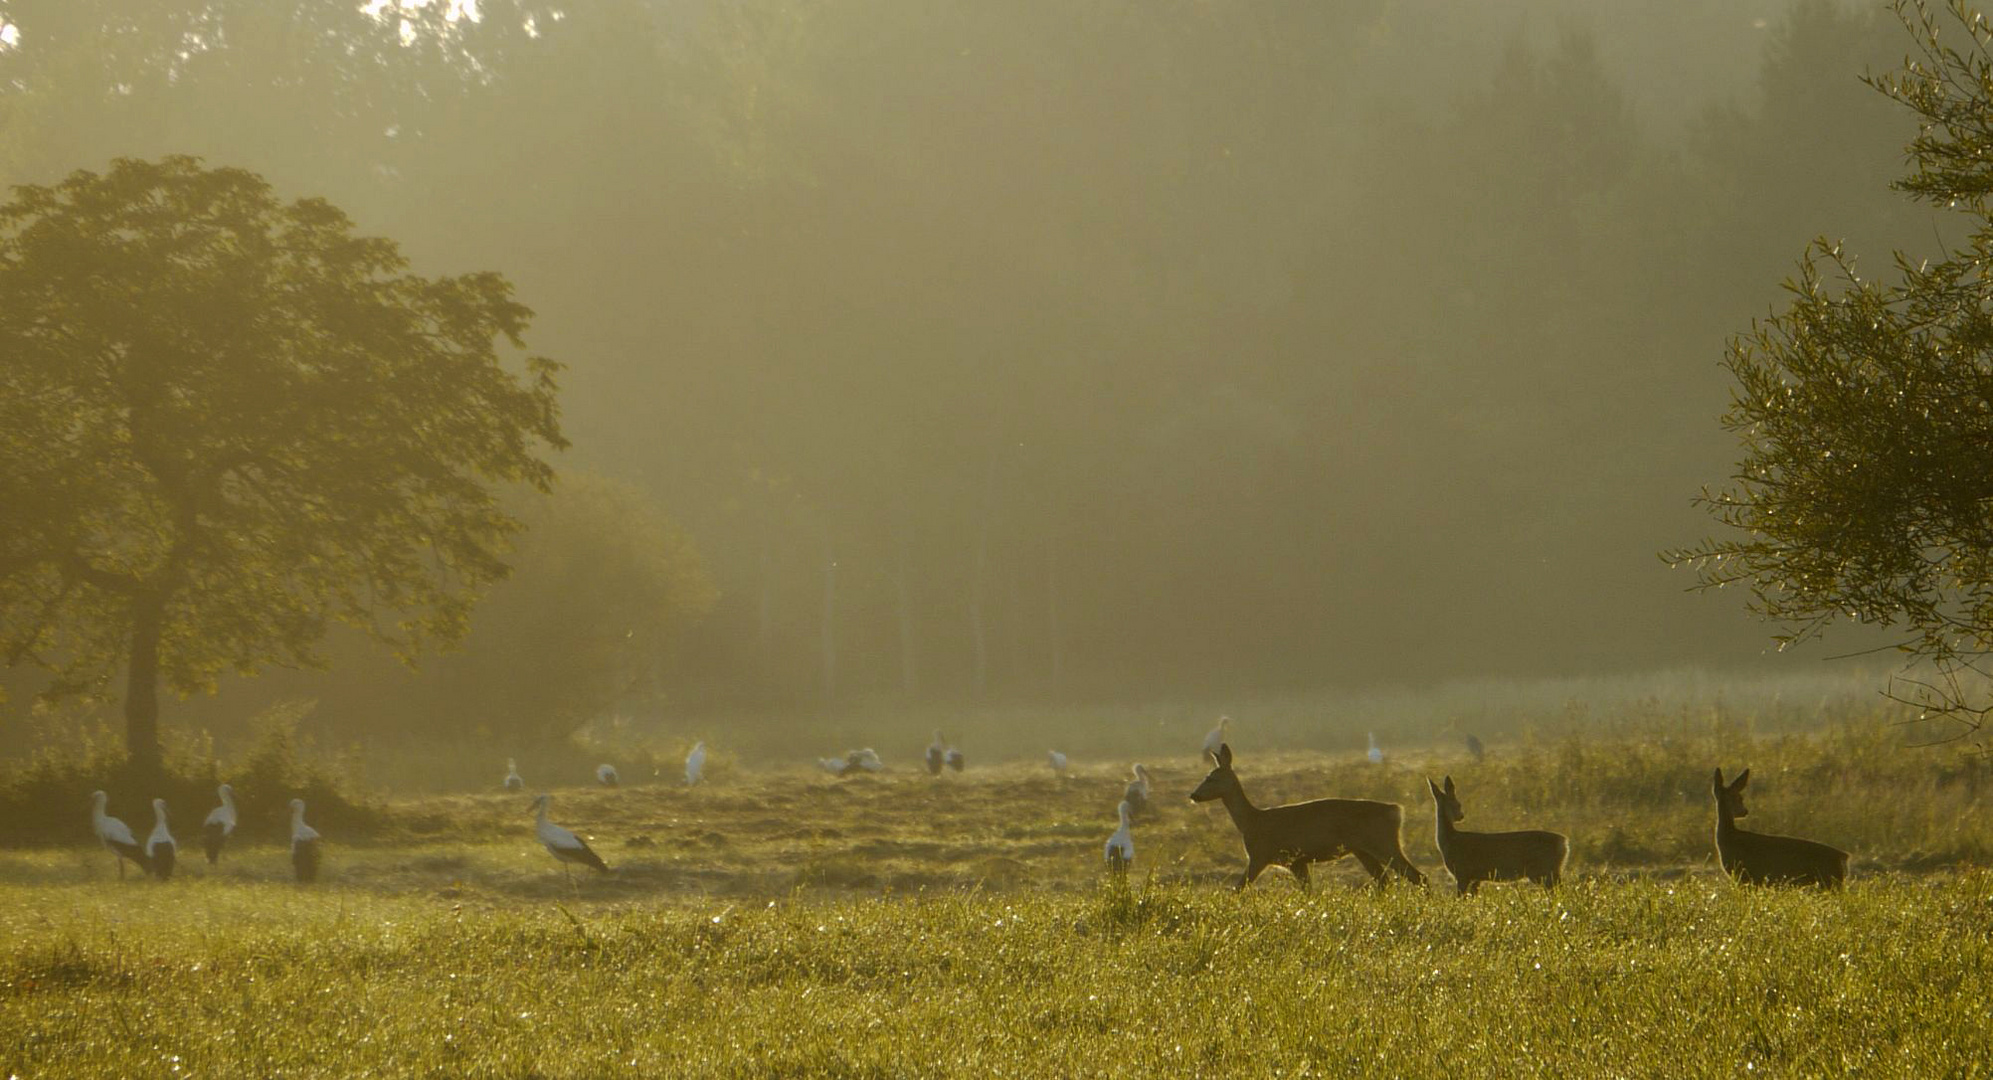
[1712,768,1848,888]
[1426,775,1566,895]
[1190,743,1424,889]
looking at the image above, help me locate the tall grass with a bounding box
[1,875,1988,1077]
[2,680,1987,1076]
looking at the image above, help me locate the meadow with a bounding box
[3,677,1992,1077]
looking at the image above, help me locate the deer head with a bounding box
[1713,768,1750,819]
[1426,775,1464,823]
[1190,743,1237,802]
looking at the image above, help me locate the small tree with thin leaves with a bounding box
[1668,1,1993,742]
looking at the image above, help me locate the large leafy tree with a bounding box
[0,156,566,771]
[1670,1,1993,739]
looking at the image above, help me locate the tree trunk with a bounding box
[125,592,165,775]
[757,523,774,682]
[1046,540,1063,691]
[970,450,998,698]
[895,532,919,698]
[970,522,990,699]
[820,541,837,700]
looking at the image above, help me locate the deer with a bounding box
[1190,743,1424,889]
[1425,775,1567,895]
[1711,768,1848,888]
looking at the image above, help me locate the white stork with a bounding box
[596,763,619,788]
[1367,732,1384,765]
[1104,800,1134,872]
[504,758,524,791]
[944,747,964,773]
[1122,764,1151,816]
[925,731,946,776]
[145,798,176,881]
[533,794,609,884]
[685,742,706,786]
[818,756,851,776]
[202,784,236,865]
[90,791,149,879]
[289,799,322,884]
[1202,716,1232,760]
[1048,750,1068,774]
[853,748,884,772]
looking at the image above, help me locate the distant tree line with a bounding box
[0,1,1941,743]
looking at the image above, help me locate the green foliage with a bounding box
[0,156,566,763]
[1670,1,1993,737]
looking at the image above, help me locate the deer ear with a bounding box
[1427,777,1441,799]
[1733,769,1751,791]
[1443,775,1456,794]
[1712,768,1725,792]
[1217,743,1232,767]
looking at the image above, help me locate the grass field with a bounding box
[4,691,1992,1077]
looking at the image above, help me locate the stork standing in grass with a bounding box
[504,759,525,791]
[686,742,706,786]
[90,791,149,879]
[1123,764,1152,817]
[944,746,964,773]
[202,784,236,865]
[533,794,609,885]
[1105,800,1135,873]
[1202,716,1231,759]
[145,799,177,881]
[925,731,946,776]
[1048,750,1068,774]
[1367,732,1384,765]
[289,799,321,884]
[596,763,619,788]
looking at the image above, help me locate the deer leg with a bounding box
[1289,860,1311,890]
[1351,850,1389,886]
[1237,857,1270,891]
[1384,848,1425,886]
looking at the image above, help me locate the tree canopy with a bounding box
[0,155,566,769]
[1670,0,1993,738]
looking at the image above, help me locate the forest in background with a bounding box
[0,0,1942,748]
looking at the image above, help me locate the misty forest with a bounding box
[4,0,1993,1076]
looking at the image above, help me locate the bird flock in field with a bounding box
[84,719,1851,893]
[90,785,318,883]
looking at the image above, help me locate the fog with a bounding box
[0,0,1936,733]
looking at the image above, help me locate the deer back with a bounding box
[1250,796,1404,860]
[1441,826,1569,884]
[1718,828,1849,887]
